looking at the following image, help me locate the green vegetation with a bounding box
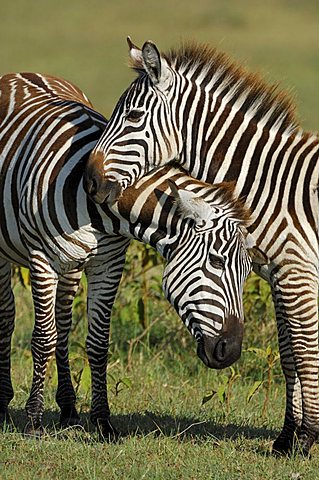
[1,0,319,478]
[3,245,319,479]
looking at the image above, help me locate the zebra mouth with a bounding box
[197,317,243,369]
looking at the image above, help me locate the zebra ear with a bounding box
[168,180,212,224]
[142,41,171,89]
[245,233,268,265]
[127,36,143,65]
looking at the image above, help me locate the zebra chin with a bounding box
[196,315,244,369]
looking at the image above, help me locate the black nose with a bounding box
[197,315,243,369]
[84,171,122,205]
[85,173,99,197]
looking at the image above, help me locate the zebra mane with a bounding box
[173,175,250,226]
[130,42,299,135]
[201,180,251,226]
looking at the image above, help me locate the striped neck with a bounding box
[172,75,318,195]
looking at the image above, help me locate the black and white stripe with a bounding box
[0,72,252,437]
[85,39,319,455]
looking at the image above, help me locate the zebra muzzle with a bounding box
[84,172,123,205]
[84,150,124,205]
[197,315,243,369]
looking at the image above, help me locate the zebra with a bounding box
[0,72,255,438]
[84,38,319,455]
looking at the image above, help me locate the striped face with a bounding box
[159,187,253,369]
[84,41,183,205]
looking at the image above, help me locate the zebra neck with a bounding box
[98,170,192,260]
[97,205,184,260]
[180,114,319,210]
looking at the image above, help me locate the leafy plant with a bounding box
[245,345,280,416]
[202,366,241,413]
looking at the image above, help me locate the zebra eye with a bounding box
[209,253,225,269]
[125,109,144,123]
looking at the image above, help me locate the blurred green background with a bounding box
[1,0,318,129]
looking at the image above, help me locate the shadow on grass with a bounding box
[2,407,277,445]
[113,411,277,444]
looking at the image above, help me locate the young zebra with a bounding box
[84,38,319,455]
[0,72,255,437]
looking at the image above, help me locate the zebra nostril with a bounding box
[214,339,227,362]
[84,170,98,196]
[88,176,98,196]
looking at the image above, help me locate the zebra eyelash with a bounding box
[208,253,225,269]
[124,109,144,122]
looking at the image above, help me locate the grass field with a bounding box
[1,0,319,478]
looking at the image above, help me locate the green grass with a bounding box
[2,252,319,479]
[2,347,319,479]
[1,1,319,477]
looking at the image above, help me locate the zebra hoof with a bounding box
[272,435,294,456]
[59,405,81,429]
[294,431,316,458]
[273,431,313,458]
[0,406,9,424]
[23,421,44,439]
[97,418,119,442]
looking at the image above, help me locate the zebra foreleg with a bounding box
[272,274,319,456]
[55,269,82,428]
[85,244,128,441]
[0,259,15,425]
[86,268,119,440]
[24,253,58,436]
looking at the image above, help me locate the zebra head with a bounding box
[160,181,263,369]
[84,37,184,205]
[84,37,297,206]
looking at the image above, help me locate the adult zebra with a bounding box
[84,38,319,455]
[0,72,254,437]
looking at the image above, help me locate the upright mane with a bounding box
[131,42,299,135]
[170,169,251,225]
[194,179,251,226]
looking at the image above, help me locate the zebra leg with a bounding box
[85,238,129,440]
[271,272,319,456]
[272,313,302,454]
[55,269,82,428]
[0,259,15,424]
[24,253,58,435]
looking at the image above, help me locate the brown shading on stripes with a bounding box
[117,167,250,226]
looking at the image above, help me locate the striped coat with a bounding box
[0,72,253,437]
